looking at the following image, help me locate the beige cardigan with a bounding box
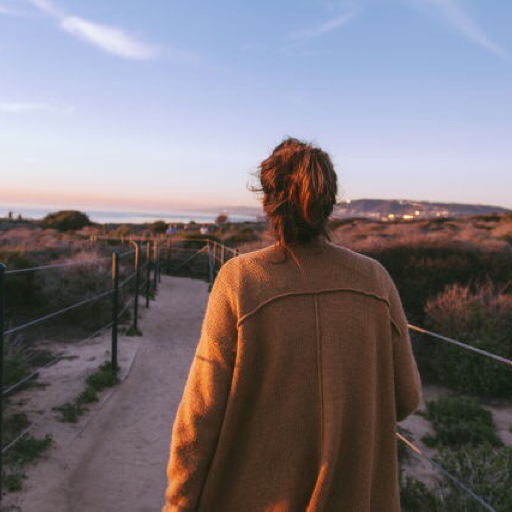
[162,237,422,511]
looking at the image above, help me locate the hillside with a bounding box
[197,199,511,222]
[333,199,511,220]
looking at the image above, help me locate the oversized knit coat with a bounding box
[162,237,422,512]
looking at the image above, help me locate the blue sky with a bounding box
[1,0,511,211]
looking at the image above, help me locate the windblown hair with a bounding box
[251,137,338,247]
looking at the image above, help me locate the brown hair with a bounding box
[251,137,338,248]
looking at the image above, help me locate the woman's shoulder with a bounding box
[324,241,399,299]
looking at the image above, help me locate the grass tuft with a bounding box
[421,396,502,448]
[56,362,119,423]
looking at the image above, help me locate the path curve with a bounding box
[11,276,207,512]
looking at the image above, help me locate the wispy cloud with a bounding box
[0,101,74,114]
[414,0,507,59]
[60,17,159,60]
[27,0,63,18]
[288,12,357,41]
[26,0,160,60]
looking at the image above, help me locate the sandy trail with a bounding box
[9,276,208,512]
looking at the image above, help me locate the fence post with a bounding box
[205,240,210,279]
[111,253,119,373]
[146,243,151,307]
[221,244,225,268]
[153,242,158,293]
[212,242,217,277]
[131,241,140,331]
[158,245,162,283]
[0,263,6,500]
[207,241,214,292]
[166,238,171,275]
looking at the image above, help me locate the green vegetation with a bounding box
[150,220,167,235]
[2,413,52,493]
[43,210,92,231]
[420,397,502,448]
[86,362,119,391]
[0,251,41,322]
[125,325,142,337]
[399,396,510,510]
[4,433,53,467]
[3,337,31,391]
[400,476,437,512]
[433,446,512,512]
[55,362,119,423]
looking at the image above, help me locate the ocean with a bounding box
[0,205,258,225]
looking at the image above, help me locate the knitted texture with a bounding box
[162,238,422,511]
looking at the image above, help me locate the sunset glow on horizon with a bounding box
[1,0,511,210]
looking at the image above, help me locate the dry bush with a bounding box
[0,226,89,257]
[424,282,512,396]
[40,250,116,332]
[492,219,512,243]
[354,238,512,322]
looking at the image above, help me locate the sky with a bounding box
[1,0,511,212]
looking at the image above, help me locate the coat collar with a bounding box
[266,237,328,264]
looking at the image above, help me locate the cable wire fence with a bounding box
[2,234,509,509]
[0,240,160,499]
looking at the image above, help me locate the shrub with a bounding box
[434,445,512,511]
[400,446,512,511]
[40,250,113,331]
[150,220,167,235]
[0,251,43,321]
[361,241,512,322]
[421,397,502,448]
[114,225,134,237]
[43,210,91,231]
[215,213,228,225]
[4,433,52,467]
[400,476,437,512]
[3,335,31,389]
[56,362,118,422]
[224,227,259,246]
[86,361,119,391]
[424,283,512,396]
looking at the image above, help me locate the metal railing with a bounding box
[0,240,161,499]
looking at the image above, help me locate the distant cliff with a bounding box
[332,199,511,220]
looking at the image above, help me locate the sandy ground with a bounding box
[3,274,511,511]
[4,276,208,512]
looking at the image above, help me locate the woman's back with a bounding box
[162,138,421,511]
[163,237,422,511]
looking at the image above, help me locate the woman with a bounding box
[162,138,422,511]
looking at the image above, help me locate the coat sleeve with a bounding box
[162,261,238,512]
[384,269,423,423]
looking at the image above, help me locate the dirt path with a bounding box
[7,276,208,512]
